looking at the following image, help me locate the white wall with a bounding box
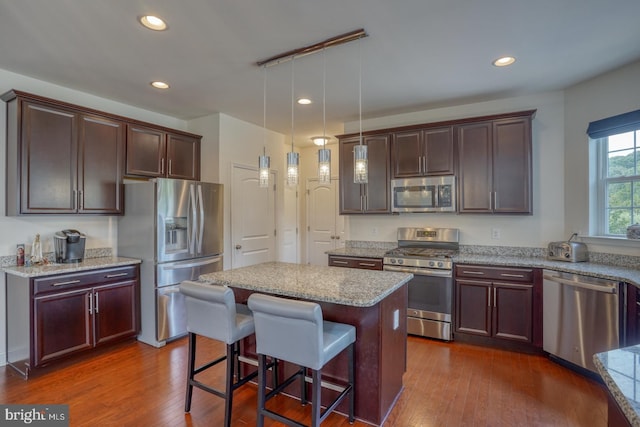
[0,68,190,365]
[565,59,640,255]
[336,91,567,248]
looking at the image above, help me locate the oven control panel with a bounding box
[383,256,451,270]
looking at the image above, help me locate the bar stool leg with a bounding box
[348,343,355,423]
[311,369,322,427]
[224,343,235,427]
[185,332,197,412]
[256,354,267,427]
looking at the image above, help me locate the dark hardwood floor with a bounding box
[0,335,607,426]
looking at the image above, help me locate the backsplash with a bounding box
[0,247,112,268]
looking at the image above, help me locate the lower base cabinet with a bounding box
[454,264,542,350]
[7,264,140,377]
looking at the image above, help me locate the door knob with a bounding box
[235,244,242,250]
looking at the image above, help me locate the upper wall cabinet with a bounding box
[2,91,125,215]
[391,126,454,178]
[339,134,391,214]
[457,112,534,214]
[126,126,200,180]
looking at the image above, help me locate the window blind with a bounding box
[587,109,640,139]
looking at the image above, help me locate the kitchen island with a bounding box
[199,261,413,426]
[595,346,640,427]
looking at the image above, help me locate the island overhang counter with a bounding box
[198,261,413,426]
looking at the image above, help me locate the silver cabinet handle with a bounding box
[161,158,165,174]
[52,279,81,287]
[95,293,99,313]
[88,293,93,315]
[487,288,491,307]
[168,159,172,175]
[105,272,128,278]
[332,260,349,265]
[73,190,77,210]
[461,270,485,275]
[493,191,498,209]
[493,288,497,307]
[500,273,525,278]
[78,190,83,210]
[359,262,377,267]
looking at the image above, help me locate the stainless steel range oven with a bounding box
[383,227,459,341]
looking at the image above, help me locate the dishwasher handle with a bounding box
[543,274,618,294]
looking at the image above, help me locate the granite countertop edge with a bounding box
[3,256,142,278]
[326,248,640,287]
[594,352,640,427]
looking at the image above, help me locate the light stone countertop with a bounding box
[199,261,413,307]
[595,347,640,427]
[3,256,142,278]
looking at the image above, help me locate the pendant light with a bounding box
[317,48,331,184]
[354,38,368,184]
[258,66,270,188]
[286,58,299,187]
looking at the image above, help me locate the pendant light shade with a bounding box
[258,66,271,188]
[353,38,368,184]
[353,144,368,183]
[318,148,331,183]
[259,148,270,188]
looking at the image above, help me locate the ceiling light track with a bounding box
[256,28,368,68]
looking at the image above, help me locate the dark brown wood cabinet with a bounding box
[457,113,533,214]
[339,134,391,214]
[328,255,383,270]
[2,92,125,215]
[6,264,140,377]
[126,125,200,180]
[454,264,542,350]
[391,126,454,178]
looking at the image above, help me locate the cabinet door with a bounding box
[424,127,454,175]
[492,118,532,214]
[455,279,491,336]
[457,122,492,213]
[126,125,166,177]
[78,115,125,214]
[363,134,391,213]
[93,281,139,346]
[33,288,92,366]
[167,133,200,180]
[492,282,533,342]
[391,130,423,178]
[20,101,78,213]
[339,139,364,213]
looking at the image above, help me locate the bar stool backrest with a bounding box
[248,294,324,369]
[180,281,245,345]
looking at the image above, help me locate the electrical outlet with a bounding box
[491,228,501,239]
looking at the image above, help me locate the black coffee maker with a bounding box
[54,229,86,263]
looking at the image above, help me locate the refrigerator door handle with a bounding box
[197,184,205,254]
[160,256,223,270]
[188,184,197,254]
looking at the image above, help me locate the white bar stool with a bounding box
[247,293,356,427]
[180,281,269,427]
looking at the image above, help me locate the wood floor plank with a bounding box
[0,335,607,426]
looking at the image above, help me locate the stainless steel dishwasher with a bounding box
[543,270,620,373]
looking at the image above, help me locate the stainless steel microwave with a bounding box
[391,176,456,213]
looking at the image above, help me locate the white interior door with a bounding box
[306,179,345,266]
[231,165,276,268]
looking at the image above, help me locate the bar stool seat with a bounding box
[179,281,261,427]
[248,293,356,427]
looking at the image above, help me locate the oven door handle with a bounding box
[384,265,452,278]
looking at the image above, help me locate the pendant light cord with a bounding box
[263,65,267,150]
[322,47,326,149]
[291,57,295,151]
[358,38,362,145]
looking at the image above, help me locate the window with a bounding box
[589,109,640,236]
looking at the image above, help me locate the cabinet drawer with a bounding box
[34,265,139,295]
[455,264,533,282]
[328,256,383,270]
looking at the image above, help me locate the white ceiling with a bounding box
[1,0,640,146]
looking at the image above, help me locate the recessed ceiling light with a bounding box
[297,98,312,105]
[492,56,516,67]
[150,81,170,89]
[311,136,331,146]
[139,15,168,31]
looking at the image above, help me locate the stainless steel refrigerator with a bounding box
[117,178,223,347]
